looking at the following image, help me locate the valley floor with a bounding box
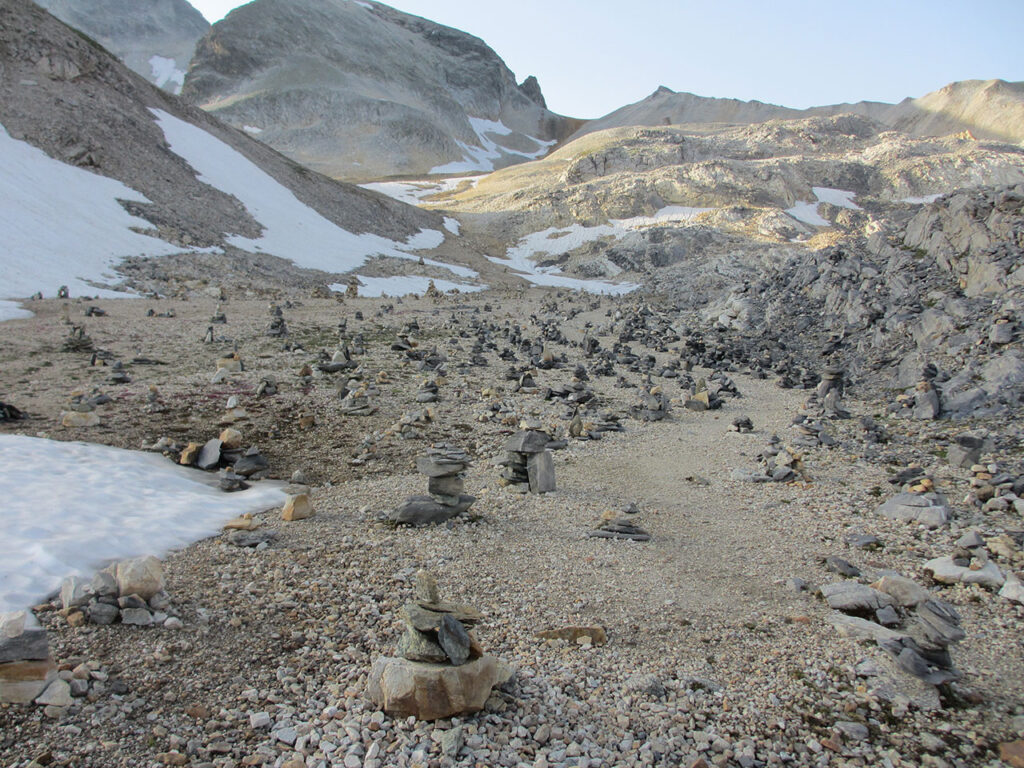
[0,291,1022,768]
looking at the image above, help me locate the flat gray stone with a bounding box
[876,492,949,528]
[924,556,1005,589]
[819,582,894,614]
[504,430,549,454]
[438,614,471,666]
[527,450,556,493]
[0,627,49,663]
[197,438,222,470]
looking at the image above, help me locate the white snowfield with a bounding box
[0,301,34,322]
[0,121,191,300]
[360,176,481,206]
[148,55,186,95]
[490,224,640,295]
[786,187,862,227]
[0,435,286,614]
[430,118,556,175]
[151,109,451,273]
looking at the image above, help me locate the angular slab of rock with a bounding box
[871,573,932,607]
[999,573,1024,605]
[115,555,165,600]
[924,556,1005,589]
[35,678,73,707]
[281,493,313,521]
[527,450,556,493]
[827,613,906,644]
[396,627,447,663]
[819,582,894,614]
[414,601,483,625]
[504,430,550,454]
[876,493,949,528]
[438,614,471,666]
[391,495,475,526]
[0,626,49,664]
[196,439,222,470]
[416,456,467,477]
[366,655,511,721]
[228,529,277,548]
[0,658,57,704]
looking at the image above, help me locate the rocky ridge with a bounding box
[36,0,210,94]
[181,0,576,180]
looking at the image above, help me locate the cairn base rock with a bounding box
[367,655,510,720]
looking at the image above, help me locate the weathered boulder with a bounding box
[115,555,165,600]
[366,655,511,721]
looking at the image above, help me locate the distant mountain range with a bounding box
[34,0,1024,182]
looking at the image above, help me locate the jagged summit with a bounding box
[36,0,209,93]
[181,0,576,180]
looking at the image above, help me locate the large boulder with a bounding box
[366,655,511,721]
[115,556,165,600]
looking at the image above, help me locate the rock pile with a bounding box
[1,401,27,422]
[587,507,651,541]
[366,571,510,720]
[61,325,93,352]
[391,444,476,525]
[499,429,556,493]
[338,377,377,416]
[59,555,179,628]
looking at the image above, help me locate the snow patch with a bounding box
[430,118,556,174]
[786,187,860,227]
[613,206,714,229]
[148,55,186,95]
[242,125,263,135]
[0,301,33,322]
[151,109,446,273]
[331,275,486,297]
[361,177,481,206]
[443,217,461,235]
[0,122,190,300]
[903,193,943,204]
[0,435,286,614]
[489,224,639,295]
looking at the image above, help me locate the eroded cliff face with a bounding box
[180,0,575,181]
[36,0,209,94]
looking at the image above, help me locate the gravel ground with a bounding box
[1,290,1023,768]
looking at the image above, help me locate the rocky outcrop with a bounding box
[36,0,209,94]
[181,0,575,180]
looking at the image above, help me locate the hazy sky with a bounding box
[189,0,1024,119]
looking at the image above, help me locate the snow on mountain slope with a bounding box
[0,121,194,299]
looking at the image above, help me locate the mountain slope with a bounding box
[571,81,1024,145]
[35,0,210,94]
[181,0,576,180]
[0,0,476,300]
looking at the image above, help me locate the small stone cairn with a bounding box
[391,444,476,525]
[499,429,555,493]
[59,555,179,629]
[367,571,510,720]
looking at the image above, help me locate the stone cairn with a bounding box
[499,429,555,493]
[59,555,179,629]
[367,571,510,720]
[391,444,476,525]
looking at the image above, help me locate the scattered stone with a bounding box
[115,556,165,600]
[535,626,607,645]
[281,493,314,521]
[924,556,1005,589]
[876,492,949,528]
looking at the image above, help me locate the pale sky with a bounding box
[189,0,1024,119]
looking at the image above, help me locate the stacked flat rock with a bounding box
[0,611,55,705]
[588,508,651,541]
[636,386,669,421]
[62,325,94,352]
[367,572,510,721]
[391,444,475,525]
[500,430,556,493]
[339,379,377,416]
[416,379,440,403]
